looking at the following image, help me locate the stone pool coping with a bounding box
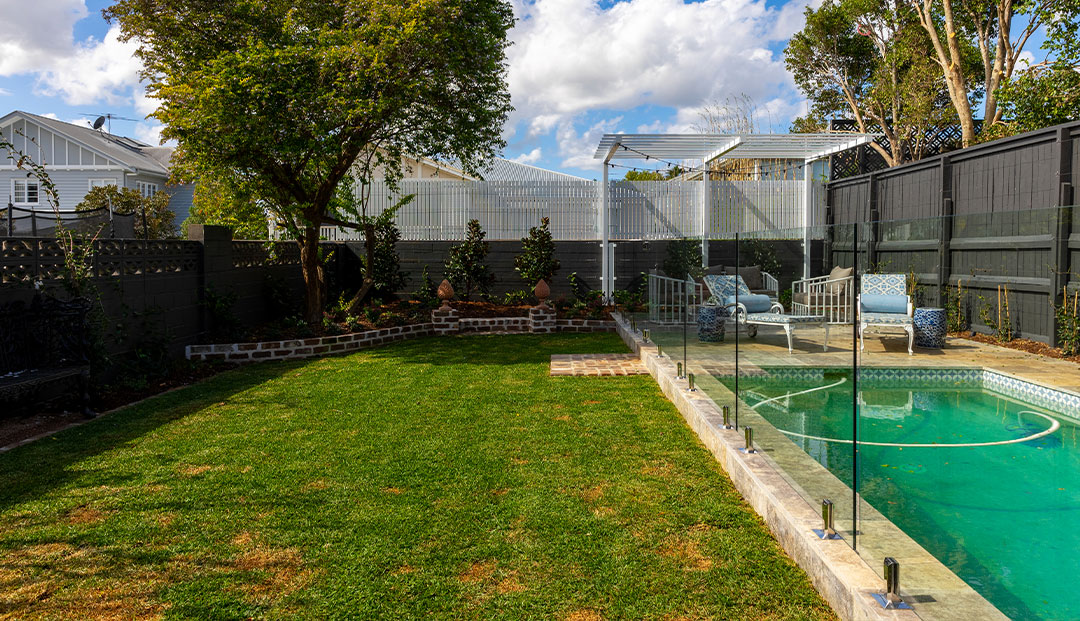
[613,312,1008,621]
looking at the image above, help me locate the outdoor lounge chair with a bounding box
[702,275,829,354]
[858,273,914,355]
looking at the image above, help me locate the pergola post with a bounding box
[701,165,709,268]
[601,158,611,300]
[803,158,813,280]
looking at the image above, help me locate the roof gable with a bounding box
[0,110,171,176]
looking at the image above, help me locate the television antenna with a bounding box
[81,113,140,134]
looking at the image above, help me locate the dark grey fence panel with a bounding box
[826,121,1080,344]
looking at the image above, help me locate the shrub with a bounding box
[663,239,703,279]
[1054,287,1080,356]
[514,217,560,285]
[445,219,496,300]
[736,238,780,277]
[367,217,408,294]
[503,290,534,305]
[412,265,439,307]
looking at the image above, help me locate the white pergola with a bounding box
[592,132,878,297]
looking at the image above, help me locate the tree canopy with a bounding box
[785,0,967,166]
[106,0,514,321]
[76,186,177,239]
[184,174,267,240]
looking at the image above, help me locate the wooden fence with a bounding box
[825,121,1080,344]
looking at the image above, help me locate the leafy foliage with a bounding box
[184,173,267,239]
[445,219,496,300]
[992,5,1080,137]
[663,239,703,280]
[785,0,966,166]
[1055,287,1080,356]
[77,186,177,239]
[737,239,781,278]
[106,0,514,322]
[946,280,970,332]
[514,217,560,286]
[412,265,440,307]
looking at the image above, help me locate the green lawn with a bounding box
[0,333,834,620]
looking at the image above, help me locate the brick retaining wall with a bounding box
[186,313,616,364]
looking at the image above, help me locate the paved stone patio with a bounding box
[549,353,648,376]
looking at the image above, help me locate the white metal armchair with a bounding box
[858,273,914,355]
[792,266,854,324]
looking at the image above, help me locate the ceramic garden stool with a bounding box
[697,306,725,342]
[913,307,947,348]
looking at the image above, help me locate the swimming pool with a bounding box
[727,368,1080,620]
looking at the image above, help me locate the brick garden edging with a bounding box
[185,307,615,364]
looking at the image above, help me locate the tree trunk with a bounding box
[300,225,325,324]
[345,222,377,316]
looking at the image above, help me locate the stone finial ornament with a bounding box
[534,279,550,307]
[437,279,454,309]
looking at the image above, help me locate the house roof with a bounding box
[442,156,588,182]
[0,110,172,176]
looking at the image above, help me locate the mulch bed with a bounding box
[952,331,1080,363]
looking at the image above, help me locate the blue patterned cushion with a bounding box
[862,312,913,325]
[703,274,751,303]
[861,294,907,314]
[724,293,772,313]
[861,273,907,296]
[746,313,826,324]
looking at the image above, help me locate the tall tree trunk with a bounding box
[300,225,325,324]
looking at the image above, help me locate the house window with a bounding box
[136,181,158,198]
[89,178,117,190]
[12,180,39,205]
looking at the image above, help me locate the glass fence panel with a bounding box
[850,205,1080,619]
[679,224,859,549]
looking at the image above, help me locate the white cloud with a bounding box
[35,26,143,105]
[134,123,165,145]
[507,0,800,135]
[557,116,622,170]
[0,0,88,76]
[0,88,10,97]
[511,147,543,164]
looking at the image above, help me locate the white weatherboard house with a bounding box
[0,110,193,230]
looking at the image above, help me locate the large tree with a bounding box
[106,0,514,322]
[786,0,964,166]
[993,0,1080,135]
[910,0,1059,145]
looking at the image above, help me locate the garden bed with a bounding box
[951,331,1080,363]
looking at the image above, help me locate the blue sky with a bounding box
[0,0,1049,181]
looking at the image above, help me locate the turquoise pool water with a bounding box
[731,372,1080,621]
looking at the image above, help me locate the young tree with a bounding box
[445,219,495,300]
[785,0,962,166]
[514,217,560,285]
[76,186,177,239]
[106,0,514,322]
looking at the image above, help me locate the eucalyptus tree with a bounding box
[909,0,1060,145]
[785,0,963,166]
[106,0,514,322]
